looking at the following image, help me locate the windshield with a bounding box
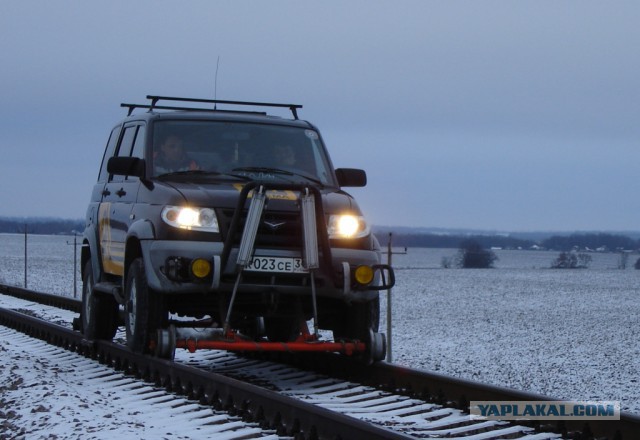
[152,120,335,185]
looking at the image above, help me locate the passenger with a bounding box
[154,135,199,174]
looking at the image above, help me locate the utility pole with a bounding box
[23,224,28,288]
[386,233,406,363]
[67,234,80,298]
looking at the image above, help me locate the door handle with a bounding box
[102,189,111,196]
[116,188,126,197]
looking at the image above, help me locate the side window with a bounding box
[98,126,121,182]
[125,126,146,181]
[117,126,137,157]
[109,126,137,183]
[130,125,146,159]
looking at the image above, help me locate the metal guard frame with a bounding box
[220,181,332,277]
[360,264,395,291]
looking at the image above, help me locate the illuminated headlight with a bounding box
[327,214,370,239]
[161,206,219,232]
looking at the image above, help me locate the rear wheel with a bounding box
[81,260,118,340]
[125,258,165,353]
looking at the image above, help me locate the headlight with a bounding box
[327,214,370,239]
[161,206,219,232]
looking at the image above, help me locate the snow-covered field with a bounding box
[384,247,640,414]
[1,233,638,415]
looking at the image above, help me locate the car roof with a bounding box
[120,109,316,130]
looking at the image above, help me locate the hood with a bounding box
[160,180,360,215]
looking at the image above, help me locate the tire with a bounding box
[357,295,380,335]
[333,296,380,341]
[81,260,118,340]
[125,258,165,353]
[264,317,300,342]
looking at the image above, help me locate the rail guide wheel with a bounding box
[155,327,177,360]
[365,329,387,365]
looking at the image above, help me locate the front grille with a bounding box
[218,208,302,249]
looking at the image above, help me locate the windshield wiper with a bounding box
[231,167,324,186]
[157,170,216,178]
[156,170,251,181]
[232,166,294,176]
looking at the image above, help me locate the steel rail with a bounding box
[290,348,640,439]
[0,304,412,440]
[0,283,81,312]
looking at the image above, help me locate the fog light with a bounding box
[191,258,211,279]
[354,265,374,285]
[165,257,184,281]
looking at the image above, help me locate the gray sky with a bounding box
[1,1,638,232]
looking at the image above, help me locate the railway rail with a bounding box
[1,283,638,439]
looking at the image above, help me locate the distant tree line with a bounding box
[540,233,638,251]
[375,231,640,252]
[0,217,84,235]
[377,233,534,250]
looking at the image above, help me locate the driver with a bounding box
[154,135,199,174]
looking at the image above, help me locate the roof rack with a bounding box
[120,103,269,117]
[120,95,303,119]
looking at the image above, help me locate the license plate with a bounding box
[245,256,308,273]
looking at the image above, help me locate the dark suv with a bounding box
[81,96,394,361]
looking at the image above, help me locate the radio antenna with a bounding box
[214,56,220,110]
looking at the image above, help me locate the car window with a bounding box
[109,125,138,183]
[152,120,337,185]
[98,126,121,182]
[117,126,137,157]
[130,125,146,159]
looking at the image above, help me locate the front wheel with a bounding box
[81,260,118,340]
[333,296,380,341]
[264,317,301,342]
[125,258,165,353]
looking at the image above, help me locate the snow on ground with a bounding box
[381,248,640,414]
[0,314,276,439]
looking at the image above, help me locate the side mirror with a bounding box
[107,156,146,179]
[335,168,367,187]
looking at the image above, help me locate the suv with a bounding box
[81,95,394,362]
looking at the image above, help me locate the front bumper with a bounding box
[140,239,394,302]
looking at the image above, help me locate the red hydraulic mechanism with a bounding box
[155,322,386,364]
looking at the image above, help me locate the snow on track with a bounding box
[181,352,562,439]
[0,325,278,439]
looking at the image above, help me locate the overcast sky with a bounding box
[1,1,638,232]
